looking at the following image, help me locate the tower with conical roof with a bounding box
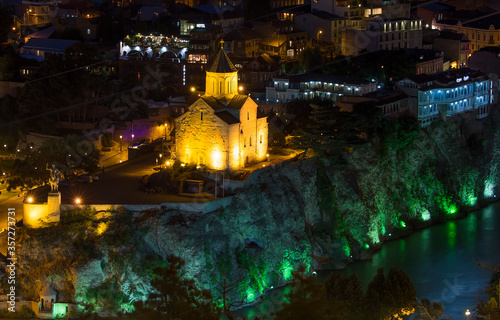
[205,40,239,100]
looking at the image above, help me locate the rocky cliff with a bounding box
[16,109,500,316]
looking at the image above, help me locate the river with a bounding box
[237,202,500,320]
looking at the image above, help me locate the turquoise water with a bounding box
[238,202,500,319]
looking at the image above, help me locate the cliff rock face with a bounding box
[17,111,500,314]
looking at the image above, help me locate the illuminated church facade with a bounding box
[175,45,268,170]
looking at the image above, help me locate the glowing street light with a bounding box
[465,309,470,320]
[27,197,33,203]
[239,86,243,91]
[75,198,81,205]
[191,87,195,92]
[119,135,123,152]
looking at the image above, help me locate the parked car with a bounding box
[129,138,149,149]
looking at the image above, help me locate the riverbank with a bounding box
[235,201,500,319]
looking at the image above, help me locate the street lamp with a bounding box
[119,135,122,152]
[75,198,81,205]
[465,309,470,320]
[317,30,322,43]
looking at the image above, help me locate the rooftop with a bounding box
[201,94,249,110]
[23,38,79,52]
[207,47,238,73]
[278,73,372,85]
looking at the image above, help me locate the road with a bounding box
[59,152,170,205]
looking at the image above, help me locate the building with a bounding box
[342,18,423,56]
[175,45,268,170]
[270,0,305,10]
[20,38,79,61]
[415,2,455,26]
[337,89,409,117]
[187,23,223,64]
[223,27,262,58]
[432,12,500,53]
[294,10,348,54]
[232,53,280,92]
[118,34,188,88]
[431,30,471,68]
[406,48,444,75]
[266,73,377,103]
[397,69,494,127]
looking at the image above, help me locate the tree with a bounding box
[413,297,444,320]
[325,272,364,320]
[382,267,416,319]
[364,267,416,320]
[275,266,331,320]
[212,274,250,320]
[8,135,101,191]
[364,268,387,320]
[139,255,220,320]
[297,45,324,73]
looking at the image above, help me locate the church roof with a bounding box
[227,94,248,109]
[215,111,239,124]
[201,94,249,110]
[207,47,238,73]
[201,96,225,110]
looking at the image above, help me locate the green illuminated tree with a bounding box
[140,255,220,320]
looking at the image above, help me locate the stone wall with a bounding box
[0,300,39,317]
[175,99,230,169]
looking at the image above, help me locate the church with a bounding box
[175,43,268,171]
